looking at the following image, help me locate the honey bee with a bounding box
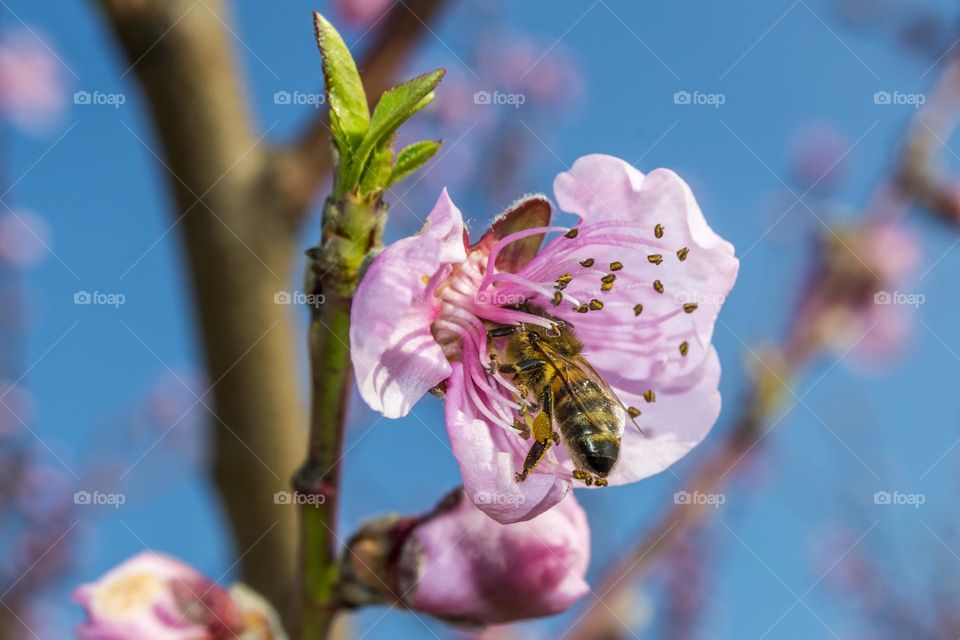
[488,307,634,487]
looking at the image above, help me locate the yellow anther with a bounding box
[653,280,664,294]
[683,303,698,313]
[609,261,624,271]
[654,224,664,238]
[627,406,641,418]
[565,228,579,239]
[643,390,656,403]
[589,299,604,311]
[648,254,663,265]
[677,247,689,261]
[679,341,689,356]
[579,258,595,268]
[633,303,644,316]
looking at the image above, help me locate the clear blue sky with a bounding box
[7,0,960,637]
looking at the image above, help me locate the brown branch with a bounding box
[278,0,449,208]
[94,0,306,612]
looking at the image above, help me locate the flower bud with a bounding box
[73,552,287,639]
[341,488,590,626]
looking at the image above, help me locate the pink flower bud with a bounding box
[342,489,590,626]
[72,552,287,639]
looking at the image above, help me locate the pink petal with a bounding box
[407,489,590,624]
[444,363,571,523]
[350,189,467,418]
[606,347,723,485]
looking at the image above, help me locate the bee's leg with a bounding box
[496,358,547,376]
[573,469,595,487]
[487,325,520,340]
[515,386,556,482]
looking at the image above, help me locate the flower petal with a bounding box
[445,363,571,523]
[553,154,646,223]
[350,189,466,418]
[606,346,722,485]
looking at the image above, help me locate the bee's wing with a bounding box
[536,341,646,438]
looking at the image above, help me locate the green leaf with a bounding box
[313,12,369,156]
[342,69,444,190]
[360,139,396,196]
[387,140,442,188]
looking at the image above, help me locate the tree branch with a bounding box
[94,0,306,611]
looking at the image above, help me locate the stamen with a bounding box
[647,254,663,265]
[643,390,656,403]
[655,224,664,238]
[601,282,614,292]
[627,406,641,418]
[579,258,595,268]
[552,291,563,306]
[575,304,589,313]
[679,341,689,356]
[633,303,644,316]
[589,299,604,311]
[601,274,617,285]
[683,303,698,313]
[653,280,664,294]
[677,247,689,261]
[484,225,571,279]
[565,227,579,239]
[555,274,573,290]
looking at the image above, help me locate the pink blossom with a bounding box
[403,490,589,624]
[0,30,65,134]
[351,155,738,522]
[342,488,589,625]
[332,0,394,29]
[72,552,286,639]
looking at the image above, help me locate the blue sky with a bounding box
[7,0,960,637]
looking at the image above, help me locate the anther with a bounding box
[633,303,644,316]
[627,406,641,418]
[655,224,664,238]
[579,258,595,268]
[601,274,617,284]
[653,280,664,294]
[683,303,698,313]
[647,254,663,265]
[643,390,656,403]
[677,247,689,262]
[609,261,624,271]
[679,341,689,356]
[576,304,589,314]
[589,299,604,311]
[564,228,579,239]
[421,275,430,284]
[552,291,563,306]
[555,274,573,290]
[601,282,614,292]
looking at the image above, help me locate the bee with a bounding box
[488,307,633,487]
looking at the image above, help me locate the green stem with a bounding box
[295,195,385,639]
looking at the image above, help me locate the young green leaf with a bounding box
[360,140,396,196]
[341,69,445,190]
[387,140,442,188]
[314,12,369,156]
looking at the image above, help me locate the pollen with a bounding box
[683,303,698,313]
[679,341,689,356]
[643,390,656,403]
[565,228,579,239]
[653,280,664,294]
[552,291,563,306]
[647,254,663,265]
[609,261,624,271]
[556,274,573,290]
[421,275,430,285]
[654,224,664,238]
[579,258,595,268]
[601,281,614,292]
[633,303,644,316]
[677,247,689,262]
[589,299,604,310]
[627,406,641,418]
